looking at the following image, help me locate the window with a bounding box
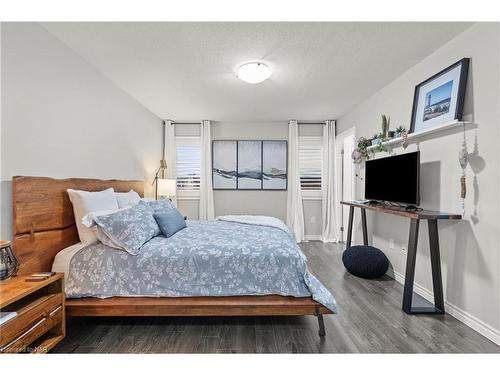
[298,136,323,196]
[175,136,201,197]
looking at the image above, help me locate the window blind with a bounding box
[299,136,323,191]
[175,137,201,191]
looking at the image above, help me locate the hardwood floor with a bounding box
[52,242,500,353]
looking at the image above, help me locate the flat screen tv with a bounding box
[364,151,420,206]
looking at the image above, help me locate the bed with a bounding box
[12,176,335,336]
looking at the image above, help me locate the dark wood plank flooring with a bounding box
[52,242,500,353]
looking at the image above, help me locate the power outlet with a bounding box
[401,244,407,255]
[310,216,316,224]
[389,238,395,250]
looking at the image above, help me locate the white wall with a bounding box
[176,121,324,237]
[337,23,500,344]
[0,23,3,240]
[0,23,162,239]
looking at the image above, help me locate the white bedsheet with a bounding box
[216,215,293,237]
[51,243,85,278]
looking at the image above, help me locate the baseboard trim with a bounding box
[387,267,500,346]
[305,235,322,241]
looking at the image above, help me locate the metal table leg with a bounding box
[403,218,419,313]
[428,219,445,313]
[403,218,445,314]
[361,208,368,245]
[346,206,354,249]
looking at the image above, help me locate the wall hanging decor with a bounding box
[238,140,262,189]
[212,140,287,190]
[410,58,469,134]
[459,126,468,215]
[212,140,237,189]
[262,141,288,189]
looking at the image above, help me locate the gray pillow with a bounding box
[93,203,160,255]
[142,199,176,215]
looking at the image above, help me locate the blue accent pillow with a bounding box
[153,210,187,238]
[93,203,160,255]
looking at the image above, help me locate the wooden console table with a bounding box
[340,201,461,315]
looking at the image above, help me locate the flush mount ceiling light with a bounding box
[236,62,272,84]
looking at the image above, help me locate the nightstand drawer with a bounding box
[0,293,62,349]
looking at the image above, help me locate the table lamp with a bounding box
[157,179,177,200]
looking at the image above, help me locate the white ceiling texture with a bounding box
[41,22,472,122]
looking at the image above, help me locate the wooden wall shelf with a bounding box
[366,120,473,152]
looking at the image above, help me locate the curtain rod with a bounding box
[297,122,326,125]
[165,121,327,125]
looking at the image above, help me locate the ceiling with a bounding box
[41,22,472,122]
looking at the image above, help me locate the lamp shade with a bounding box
[157,179,176,197]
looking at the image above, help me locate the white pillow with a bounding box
[67,188,119,245]
[81,208,127,227]
[115,190,141,209]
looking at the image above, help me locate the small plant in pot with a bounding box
[381,115,391,138]
[375,132,388,153]
[352,137,372,163]
[395,126,406,138]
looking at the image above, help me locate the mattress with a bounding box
[51,242,86,278]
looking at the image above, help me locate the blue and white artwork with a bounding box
[212,140,237,189]
[237,141,262,189]
[212,140,287,190]
[423,80,453,122]
[262,141,287,190]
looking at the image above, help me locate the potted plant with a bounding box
[375,132,388,153]
[351,137,372,163]
[371,134,380,146]
[395,126,406,138]
[381,115,390,138]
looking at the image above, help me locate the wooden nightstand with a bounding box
[0,273,65,353]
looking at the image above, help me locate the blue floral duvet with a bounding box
[66,220,338,313]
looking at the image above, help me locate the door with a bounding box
[337,129,356,242]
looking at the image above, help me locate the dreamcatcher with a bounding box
[459,126,468,215]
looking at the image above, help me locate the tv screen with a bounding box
[364,151,420,205]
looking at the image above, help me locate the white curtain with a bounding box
[199,120,215,220]
[163,120,177,206]
[286,120,306,243]
[322,120,340,242]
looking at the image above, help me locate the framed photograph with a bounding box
[212,140,237,189]
[262,141,287,190]
[410,58,469,134]
[237,140,262,189]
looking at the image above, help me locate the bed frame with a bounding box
[12,176,332,336]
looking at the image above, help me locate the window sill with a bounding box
[301,191,323,201]
[176,191,200,200]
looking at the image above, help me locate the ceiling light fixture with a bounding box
[236,62,272,84]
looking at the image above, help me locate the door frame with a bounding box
[336,127,356,243]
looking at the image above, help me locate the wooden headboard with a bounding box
[12,176,144,274]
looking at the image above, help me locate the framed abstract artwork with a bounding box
[237,140,263,189]
[212,140,237,189]
[410,58,469,134]
[212,140,287,190]
[262,141,287,190]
